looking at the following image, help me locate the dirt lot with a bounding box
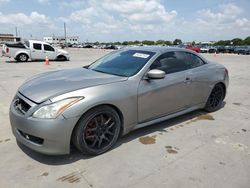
[0,48,249,188]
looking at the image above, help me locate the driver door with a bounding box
[137,51,193,123]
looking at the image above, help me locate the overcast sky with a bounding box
[0,0,249,42]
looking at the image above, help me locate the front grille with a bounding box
[14,97,31,114]
[18,129,44,145]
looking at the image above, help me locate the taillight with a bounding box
[6,47,9,53]
[225,68,228,75]
[224,68,228,78]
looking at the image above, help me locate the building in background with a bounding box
[43,36,79,45]
[0,34,21,44]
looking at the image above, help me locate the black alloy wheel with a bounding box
[73,106,121,155]
[205,84,225,112]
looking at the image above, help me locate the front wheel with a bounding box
[204,84,225,112]
[72,106,121,155]
[56,55,67,61]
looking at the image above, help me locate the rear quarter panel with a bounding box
[204,61,228,100]
[14,50,30,59]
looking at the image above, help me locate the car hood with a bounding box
[19,68,127,103]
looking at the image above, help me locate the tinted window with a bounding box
[33,43,41,50]
[44,44,55,51]
[150,51,187,74]
[185,52,205,68]
[24,41,30,47]
[89,50,156,77]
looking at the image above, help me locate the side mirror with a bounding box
[147,69,165,79]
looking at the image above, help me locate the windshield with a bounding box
[88,50,156,77]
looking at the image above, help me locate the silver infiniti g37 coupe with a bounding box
[9,47,229,155]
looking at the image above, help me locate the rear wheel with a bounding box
[72,106,121,155]
[17,54,28,62]
[204,84,225,112]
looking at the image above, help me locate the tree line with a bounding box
[214,36,250,45]
[95,36,250,46]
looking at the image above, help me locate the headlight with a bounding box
[33,97,83,119]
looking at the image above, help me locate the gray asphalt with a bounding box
[0,48,249,188]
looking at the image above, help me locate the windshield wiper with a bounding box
[83,65,89,69]
[91,69,126,77]
[92,69,109,74]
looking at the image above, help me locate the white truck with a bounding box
[1,40,70,62]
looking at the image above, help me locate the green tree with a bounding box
[243,36,250,45]
[173,39,182,45]
[164,41,172,45]
[155,40,165,45]
[231,38,243,45]
[113,41,121,45]
[142,40,155,45]
[134,40,140,45]
[122,41,129,45]
[214,40,231,46]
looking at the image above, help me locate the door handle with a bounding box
[184,77,192,83]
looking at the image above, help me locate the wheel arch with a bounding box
[215,82,226,99]
[70,103,124,144]
[15,52,29,59]
[56,54,67,61]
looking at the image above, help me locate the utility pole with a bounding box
[15,27,18,37]
[64,22,67,48]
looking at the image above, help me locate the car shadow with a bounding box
[17,103,226,165]
[4,60,39,64]
[4,60,62,64]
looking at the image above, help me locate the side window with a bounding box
[44,44,55,51]
[150,51,187,74]
[33,43,42,50]
[184,52,205,69]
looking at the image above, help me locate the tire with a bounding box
[72,106,121,155]
[17,53,28,62]
[204,84,225,112]
[57,55,67,61]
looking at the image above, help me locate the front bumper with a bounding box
[9,93,79,155]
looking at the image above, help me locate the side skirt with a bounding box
[125,104,205,134]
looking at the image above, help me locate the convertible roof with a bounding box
[127,46,186,53]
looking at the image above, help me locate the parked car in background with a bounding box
[9,47,228,156]
[208,46,217,53]
[83,44,93,48]
[180,44,201,53]
[225,46,235,53]
[216,46,228,53]
[104,45,118,50]
[200,46,209,53]
[234,46,250,55]
[2,40,70,62]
